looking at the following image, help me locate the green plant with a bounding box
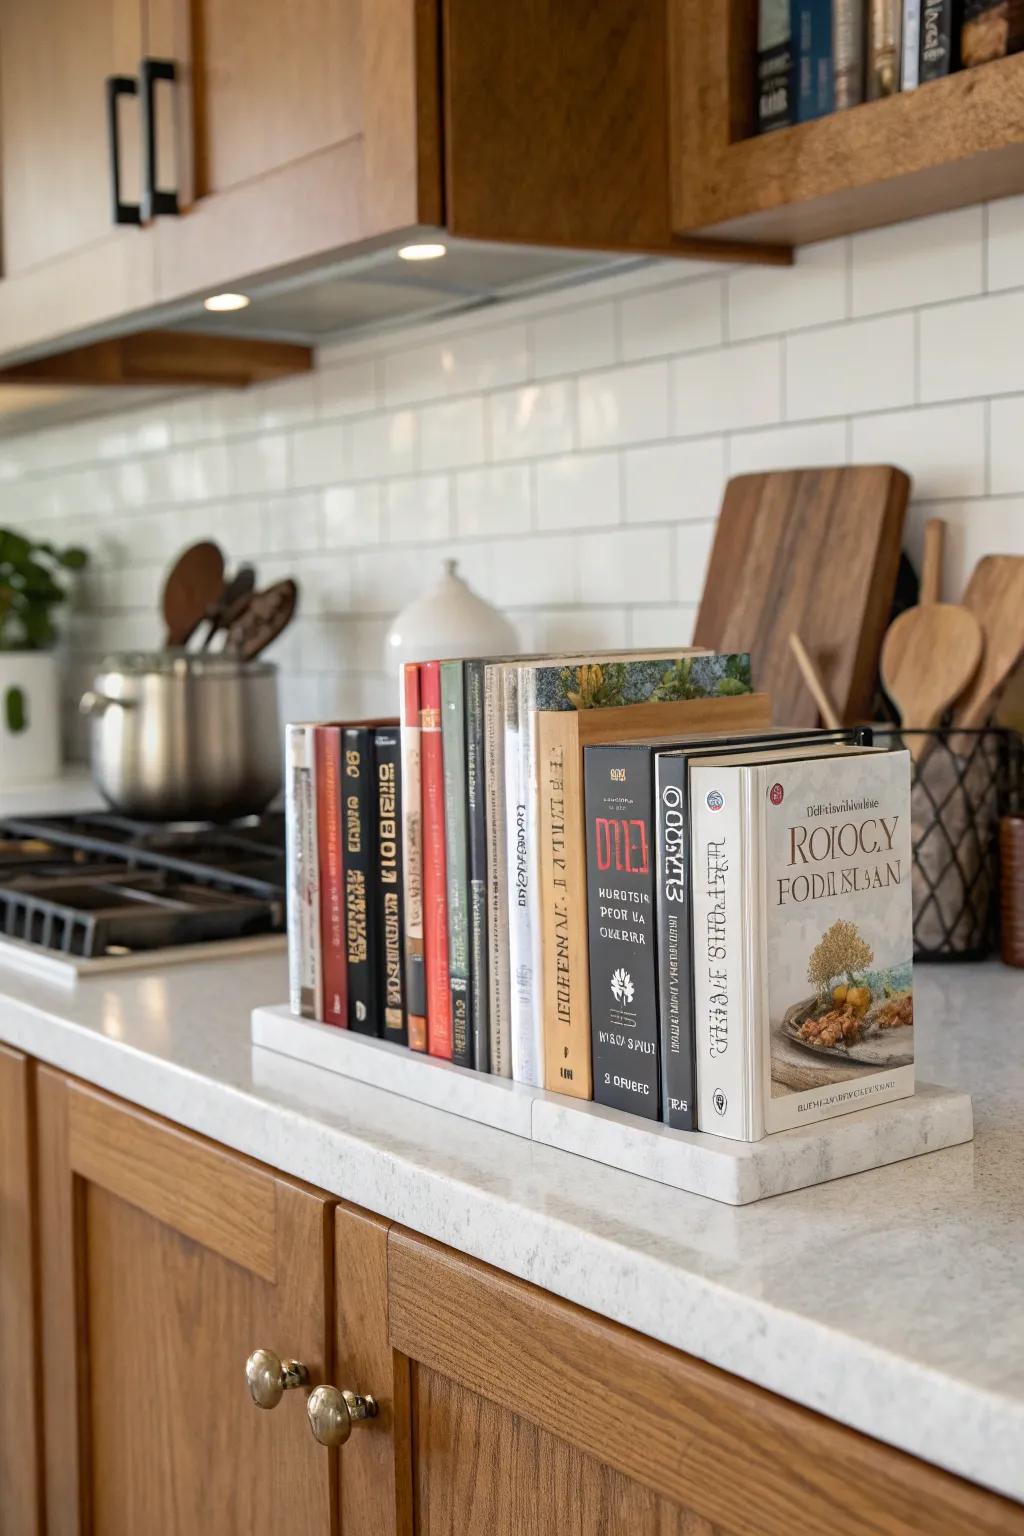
[559,663,628,708]
[0,528,88,651]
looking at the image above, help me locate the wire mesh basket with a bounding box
[872,726,1024,961]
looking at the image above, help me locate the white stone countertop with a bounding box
[0,950,1020,1503]
[0,766,104,819]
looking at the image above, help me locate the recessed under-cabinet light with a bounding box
[397,243,447,262]
[203,292,251,312]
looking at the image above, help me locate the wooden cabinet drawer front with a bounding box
[389,1230,1022,1536]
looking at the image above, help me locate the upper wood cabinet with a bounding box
[669,0,1024,245]
[35,1072,339,1536]
[0,1045,43,1536]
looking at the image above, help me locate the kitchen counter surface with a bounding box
[0,952,1020,1502]
[0,766,104,819]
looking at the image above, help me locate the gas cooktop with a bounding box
[0,812,287,979]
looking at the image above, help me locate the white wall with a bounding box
[3,198,1024,759]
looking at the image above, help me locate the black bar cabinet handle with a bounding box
[105,75,142,227]
[141,57,180,220]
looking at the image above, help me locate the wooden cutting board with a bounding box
[693,467,910,727]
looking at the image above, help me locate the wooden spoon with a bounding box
[199,564,256,650]
[880,604,983,761]
[789,633,842,729]
[919,517,945,606]
[952,555,1024,730]
[224,578,298,661]
[162,541,225,648]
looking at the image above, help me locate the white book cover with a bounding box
[691,745,914,1140]
[902,0,921,87]
[285,723,321,1021]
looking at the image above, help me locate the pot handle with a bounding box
[80,690,135,718]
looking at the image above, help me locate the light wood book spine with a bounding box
[537,693,773,1099]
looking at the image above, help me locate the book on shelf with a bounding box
[961,0,1024,65]
[689,742,913,1141]
[342,725,381,1036]
[834,0,866,105]
[484,659,513,1078]
[794,0,835,118]
[420,661,453,1060]
[465,660,490,1073]
[868,0,902,94]
[757,0,794,130]
[315,724,347,1028]
[902,0,922,85]
[285,723,321,1022]
[374,726,406,1046]
[920,0,957,76]
[441,661,473,1068]
[542,688,769,1104]
[400,664,428,1052]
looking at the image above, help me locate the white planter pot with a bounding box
[0,650,61,786]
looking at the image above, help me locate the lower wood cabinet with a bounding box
[10,1064,1024,1535]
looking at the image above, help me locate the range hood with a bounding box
[0,235,646,436]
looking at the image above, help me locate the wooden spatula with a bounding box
[224,578,298,661]
[162,541,225,648]
[953,555,1024,730]
[880,604,983,760]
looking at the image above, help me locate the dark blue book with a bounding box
[793,0,834,120]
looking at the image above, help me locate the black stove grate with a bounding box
[0,813,287,959]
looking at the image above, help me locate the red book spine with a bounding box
[315,725,347,1027]
[420,661,452,1059]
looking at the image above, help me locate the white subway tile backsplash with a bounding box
[620,277,724,361]
[536,452,620,530]
[672,339,782,436]
[786,313,915,420]
[419,397,485,470]
[919,291,1024,402]
[851,403,986,498]
[11,197,1024,743]
[386,475,451,542]
[728,420,847,477]
[850,207,983,317]
[489,381,575,460]
[728,239,847,340]
[531,303,616,380]
[578,361,669,448]
[624,438,726,523]
[454,464,532,536]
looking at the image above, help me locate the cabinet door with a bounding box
[148,0,442,303]
[389,1231,1024,1536]
[0,1045,43,1536]
[35,1070,336,1536]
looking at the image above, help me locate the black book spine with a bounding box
[920,0,956,76]
[585,744,659,1121]
[464,659,490,1073]
[654,753,696,1130]
[343,726,380,1035]
[374,727,406,1045]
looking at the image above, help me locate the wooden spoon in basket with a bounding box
[880,603,984,762]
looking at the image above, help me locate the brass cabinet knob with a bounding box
[307,1384,378,1448]
[245,1348,310,1409]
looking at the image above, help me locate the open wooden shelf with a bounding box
[669,0,1024,245]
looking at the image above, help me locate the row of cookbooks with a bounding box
[286,647,915,1143]
[757,0,1002,134]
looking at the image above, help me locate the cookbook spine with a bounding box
[484,664,512,1076]
[285,723,320,1020]
[689,764,748,1139]
[654,753,695,1129]
[465,659,490,1073]
[537,710,592,1099]
[757,0,794,131]
[834,0,865,104]
[793,0,834,119]
[902,0,921,85]
[420,661,452,1059]
[342,726,379,1035]
[400,663,427,1051]
[584,744,660,1121]
[374,727,406,1045]
[920,0,955,76]
[867,0,902,94]
[315,725,347,1027]
[441,661,472,1068]
[506,668,543,1087]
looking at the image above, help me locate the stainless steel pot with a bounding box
[80,651,281,821]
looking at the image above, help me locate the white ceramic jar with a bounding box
[385,559,519,673]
